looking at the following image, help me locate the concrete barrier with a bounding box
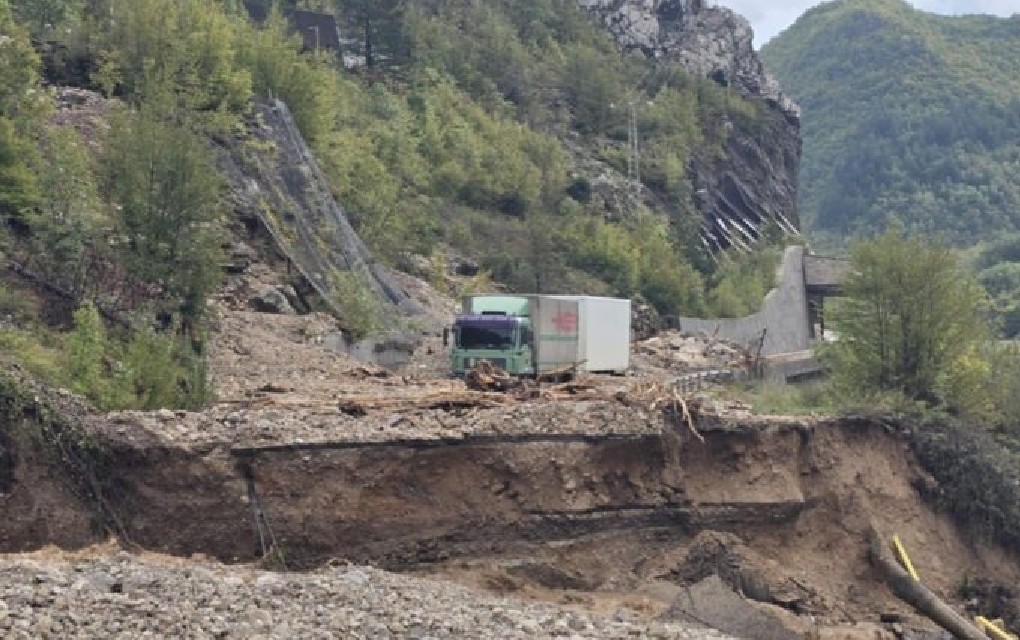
[675,246,812,358]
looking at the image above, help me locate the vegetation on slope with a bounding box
[761,0,1020,244]
[821,229,993,416]
[0,0,788,408]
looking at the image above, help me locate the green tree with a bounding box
[102,106,224,320]
[0,0,43,232]
[10,0,81,36]
[822,229,990,405]
[24,125,104,295]
[0,118,38,227]
[66,301,106,398]
[0,0,43,120]
[562,45,625,135]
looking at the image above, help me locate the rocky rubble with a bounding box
[0,550,734,639]
[634,331,748,373]
[145,308,772,450]
[51,87,113,153]
[98,398,668,449]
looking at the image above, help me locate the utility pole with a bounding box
[627,99,642,203]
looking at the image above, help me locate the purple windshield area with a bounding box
[455,315,518,350]
[455,314,518,330]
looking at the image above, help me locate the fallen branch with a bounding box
[867,524,985,640]
[465,360,521,393]
[673,389,704,443]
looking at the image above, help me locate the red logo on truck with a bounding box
[551,311,578,333]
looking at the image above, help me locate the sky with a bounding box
[715,0,1020,46]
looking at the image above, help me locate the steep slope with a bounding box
[580,0,803,250]
[219,98,423,325]
[0,0,804,416]
[762,0,1020,243]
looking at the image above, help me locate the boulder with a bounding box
[251,286,296,315]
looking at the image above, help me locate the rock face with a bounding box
[218,99,424,328]
[579,0,802,249]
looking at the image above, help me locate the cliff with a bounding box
[581,0,803,248]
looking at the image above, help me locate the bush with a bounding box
[0,328,64,382]
[0,282,38,323]
[705,246,782,318]
[331,270,383,340]
[66,301,105,399]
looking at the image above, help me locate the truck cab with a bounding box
[450,314,534,376]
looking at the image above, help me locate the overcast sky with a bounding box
[715,0,1020,47]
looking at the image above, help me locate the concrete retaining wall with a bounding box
[675,246,811,357]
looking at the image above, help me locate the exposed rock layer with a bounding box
[580,0,802,248]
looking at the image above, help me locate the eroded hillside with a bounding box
[2,297,1020,638]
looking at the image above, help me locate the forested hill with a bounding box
[0,0,795,410]
[761,0,1020,244]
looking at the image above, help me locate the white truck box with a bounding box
[537,296,630,373]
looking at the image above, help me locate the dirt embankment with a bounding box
[4,311,1020,637]
[3,375,1018,636]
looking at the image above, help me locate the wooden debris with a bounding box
[866,524,986,640]
[349,365,391,379]
[673,389,704,443]
[543,380,598,398]
[339,391,510,415]
[465,360,521,393]
[257,383,292,394]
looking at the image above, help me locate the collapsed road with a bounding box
[2,307,1019,639]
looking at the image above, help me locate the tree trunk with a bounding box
[867,525,985,640]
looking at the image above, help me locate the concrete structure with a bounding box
[673,246,847,380]
[804,254,851,339]
[242,2,343,54]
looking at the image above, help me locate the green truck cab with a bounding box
[449,296,535,375]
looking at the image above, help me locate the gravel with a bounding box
[0,550,735,639]
[96,399,671,449]
[92,308,780,450]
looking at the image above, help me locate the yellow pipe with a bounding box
[976,616,1018,640]
[891,534,920,582]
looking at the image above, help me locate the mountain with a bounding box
[0,0,797,409]
[580,0,802,251]
[761,0,1020,243]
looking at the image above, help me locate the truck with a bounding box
[447,294,631,376]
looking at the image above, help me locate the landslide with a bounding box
[3,314,1020,636]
